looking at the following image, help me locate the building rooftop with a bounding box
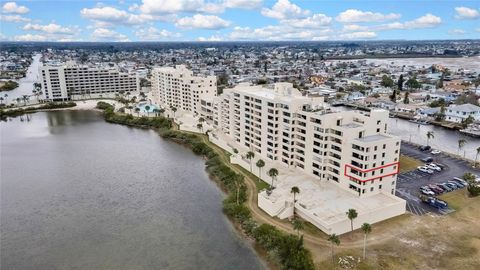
[356,134,391,142]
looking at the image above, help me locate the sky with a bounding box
[0,0,479,42]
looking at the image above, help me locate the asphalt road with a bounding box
[396,142,480,215]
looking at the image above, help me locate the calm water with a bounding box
[1,111,264,270]
[336,106,480,160]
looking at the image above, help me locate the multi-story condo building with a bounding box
[40,61,139,101]
[202,83,401,198]
[151,65,217,115]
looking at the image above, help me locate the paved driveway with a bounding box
[396,142,479,215]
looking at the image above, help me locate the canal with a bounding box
[0,110,264,270]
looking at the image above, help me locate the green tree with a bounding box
[361,223,372,260]
[328,234,340,265]
[134,107,140,116]
[256,159,265,177]
[268,168,278,188]
[458,139,466,156]
[406,76,421,90]
[170,106,177,118]
[144,105,150,116]
[475,147,480,168]
[403,91,410,104]
[292,219,304,237]
[291,186,300,216]
[197,123,203,132]
[426,131,434,146]
[464,172,480,197]
[397,74,404,91]
[346,208,358,232]
[381,75,394,87]
[390,90,397,102]
[246,151,255,172]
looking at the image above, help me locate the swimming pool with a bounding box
[136,103,159,113]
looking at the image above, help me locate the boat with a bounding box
[409,119,429,125]
[460,124,480,138]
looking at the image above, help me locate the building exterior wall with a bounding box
[151,65,217,115]
[201,83,401,198]
[40,63,139,101]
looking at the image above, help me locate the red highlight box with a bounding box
[344,162,399,182]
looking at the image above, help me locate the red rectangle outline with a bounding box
[344,162,399,183]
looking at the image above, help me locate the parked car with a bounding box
[448,181,464,188]
[431,149,442,155]
[417,166,434,174]
[444,182,457,190]
[419,145,432,151]
[422,157,434,163]
[426,163,442,171]
[420,189,435,196]
[452,177,468,185]
[438,183,453,192]
[428,185,444,194]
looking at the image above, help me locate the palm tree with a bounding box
[134,107,140,116]
[292,219,304,237]
[346,208,358,232]
[256,159,265,178]
[145,105,150,116]
[22,95,29,106]
[198,117,205,123]
[426,131,434,146]
[246,151,255,172]
[4,93,8,104]
[267,168,278,188]
[328,234,340,264]
[171,106,177,118]
[159,108,165,116]
[0,97,3,105]
[361,223,372,260]
[153,108,159,117]
[475,147,480,168]
[197,123,203,132]
[458,139,466,156]
[291,186,300,203]
[291,186,300,216]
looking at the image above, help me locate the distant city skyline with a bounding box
[0,0,479,42]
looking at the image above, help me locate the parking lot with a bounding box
[396,142,480,216]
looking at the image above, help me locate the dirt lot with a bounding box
[313,188,480,270]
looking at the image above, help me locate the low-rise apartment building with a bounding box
[151,65,217,115]
[40,61,139,101]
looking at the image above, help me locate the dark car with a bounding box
[422,157,434,163]
[419,145,432,151]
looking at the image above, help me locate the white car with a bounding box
[417,166,434,174]
[431,150,442,155]
[426,163,442,171]
[420,189,435,196]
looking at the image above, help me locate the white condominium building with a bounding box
[151,65,217,114]
[202,83,401,198]
[40,62,139,101]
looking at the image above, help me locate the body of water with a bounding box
[335,106,480,160]
[0,111,264,270]
[5,53,42,102]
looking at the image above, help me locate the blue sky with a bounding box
[0,0,479,41]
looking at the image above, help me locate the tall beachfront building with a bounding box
[151,65,217,115]
[202,83,401,197]
[40,61,139,101]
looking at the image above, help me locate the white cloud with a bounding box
[80,6,167,26]
[224,0,262,9]
[281,13,332,29]
[342,24,368,32]
[338,31,377,40]
[0,14,30,23]
[13,34,48,41]
[448,29,466,35]
[92,28,129,41]
[175,14,230,29]
[454,7,479,20]
[197,35,224,41]
[140,0,204,14]
[336,9,400,23]
[2,2,29,14]
[228,25,331,41]
[376,14,442,30]
[23,23,75,35]
[200,3,225,14]
[261,0,310,20]
[403,13,442,28]
[135,27,181,40]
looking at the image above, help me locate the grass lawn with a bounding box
[439,188,471,210]
[399,155,423,173]
[234,165,270,191]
